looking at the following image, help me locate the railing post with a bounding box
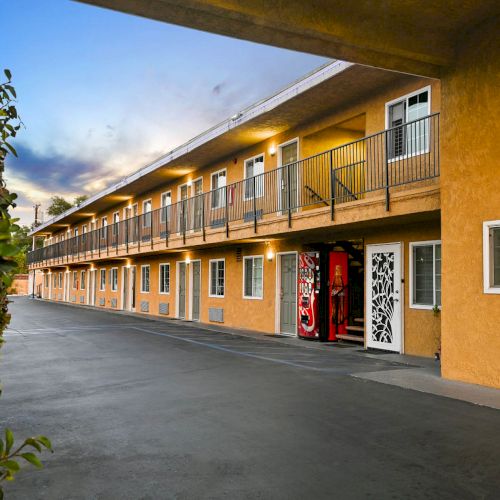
[202,196,206,242]
[150,212,153,250]
[329,150,335,221]
[225,186,229,238]
[287,164,292,228]
[137,217,141,252]
[126,219,129,253]
[165,208,169,247]
[253,176,257,233]
[182,203,186,245]
[106,225,109,256]
[384,131,390,211]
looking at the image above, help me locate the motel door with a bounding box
[280,253,297,335]
[178,262,187,319]
[191,261,201,321]
[279,141,299,213]
[366,243,403,353]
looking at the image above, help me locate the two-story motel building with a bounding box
[28,61,461,374]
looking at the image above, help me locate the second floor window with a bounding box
[211,170,226,209]
[141,265,150,293]
[160,192,171,223]
[112,212,120,236]
[387,88,430,160]
[244,154,264,200]
[142,200,152,228]
[100,218,107,239]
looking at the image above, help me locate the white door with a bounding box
[366,243,403,352]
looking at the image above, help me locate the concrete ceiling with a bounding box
[75,0,499,77]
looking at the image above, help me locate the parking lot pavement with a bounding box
[2,297,500,499]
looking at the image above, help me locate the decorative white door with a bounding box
[366,243,403,352]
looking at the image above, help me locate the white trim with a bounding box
[158,262,171,295]
[409,240,442,309]
[120,266,127,310]
[275,251,298,336]
[208,258,225,298]
[175,260,188,319]
[80,269,86,291]
[99,268,106,291]
[277,138,300,215]
[140,264,150,293]
[129,265,136,311]
[210,168,227,210]
[160,191,172,223]
[483,220,500,294]
[243,255,264,300]
[72,270,78,290]
[141,199,152,228]
[243,153,265,201]
[30,61,352,237]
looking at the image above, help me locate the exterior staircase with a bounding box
[337,317,365,343]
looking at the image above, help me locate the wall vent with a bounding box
[159,302,169,315]
[235,247,242,262]
[140,300,149,313]
[80,296,85,303]
[111,298,117,308]
[209,307,224,323]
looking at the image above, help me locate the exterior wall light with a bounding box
[187,180,193,187]
[266,242,274,261]
[186,257,191,265]
[269,145,276,156]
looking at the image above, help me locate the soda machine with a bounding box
[298,252,321,338]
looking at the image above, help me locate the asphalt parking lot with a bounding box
[1,297,500,499]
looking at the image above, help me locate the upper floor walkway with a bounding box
[28,113,440,268]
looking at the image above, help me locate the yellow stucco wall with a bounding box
[440,17,500,388]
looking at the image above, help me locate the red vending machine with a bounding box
[298,252,321,338]
[328,251,349,341]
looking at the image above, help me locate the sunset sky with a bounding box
[4,0,328,226]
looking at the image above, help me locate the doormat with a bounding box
[324,343,357,348]
[357,349,395,355]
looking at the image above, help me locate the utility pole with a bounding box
[31,203,41,298]
[33,203,41,227]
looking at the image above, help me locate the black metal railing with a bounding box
[28,113,439,265]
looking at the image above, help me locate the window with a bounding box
[99,269,106,291]
[80,270,86,290]
[100,217,107,238]
[72,271,78,289]
[483,220,500,294]
[112,212,120,236]
[160,192,172,223]
[82,225,87,244]
[45,274,49,287]
[410,241,441,308]
[243,256,264,299]
[386,87,431,159]
[211,169,226,209]
[244,154,264,200]
[209,259,225,297]
[142,200,152,228]
[74,228,78,238]
[159,263,170,294]
[141,265,150,293]
[53,274,57,288]
[58,272,62,288]
[110,268,118,291]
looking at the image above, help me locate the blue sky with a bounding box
[4,0,328,226]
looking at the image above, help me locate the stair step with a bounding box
[346,325,364,332]
[354,318,364,323]
[337,334,365,343]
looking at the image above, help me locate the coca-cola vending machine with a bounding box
[328,251,349,341]
[298,252,321,338]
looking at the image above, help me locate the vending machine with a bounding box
[298,252,321,338]
[328,251,349,341]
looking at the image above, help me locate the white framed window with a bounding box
[53,273,57,288]
[141,265,150,293]
[386,86,431,160]
[243,256,264,299]
[210,169,226,209]
[244,154,265,200]
[142,200,152,228]
[159,263,170,294]
[74,228,78,238]
[99,269,106,291]
[112,211,120,236]
[81,224,87,243]
[110,268,118,291]
[209,259,225,297]
[44,274,49,288]
[58,272,63,288]
[410,240,441,309]
[80,270,86,290]
[72,271,78,289]
[160,191,172,223]
[100,217,107,238]
[483,220,500,294]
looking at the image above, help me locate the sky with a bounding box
[4,0,329,227]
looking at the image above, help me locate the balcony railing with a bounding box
[28,113,439,265]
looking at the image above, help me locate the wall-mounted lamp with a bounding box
[265,241,274,262]
[187,180,193,188]
[186,257,191,265]
[269,145,276,157]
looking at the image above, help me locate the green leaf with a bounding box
[36,436,52,451]
[2,460,20,472]
[21,453,42,468]
[5,429,13,453]
[4,69,12,80]
[24,438,41,452]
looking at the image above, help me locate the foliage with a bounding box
[74,194,88,207]
[0,69,52,496]
[46,195,72,216]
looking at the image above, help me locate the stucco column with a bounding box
[440,16,500,388]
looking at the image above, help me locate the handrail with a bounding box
[28,113,440,266]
